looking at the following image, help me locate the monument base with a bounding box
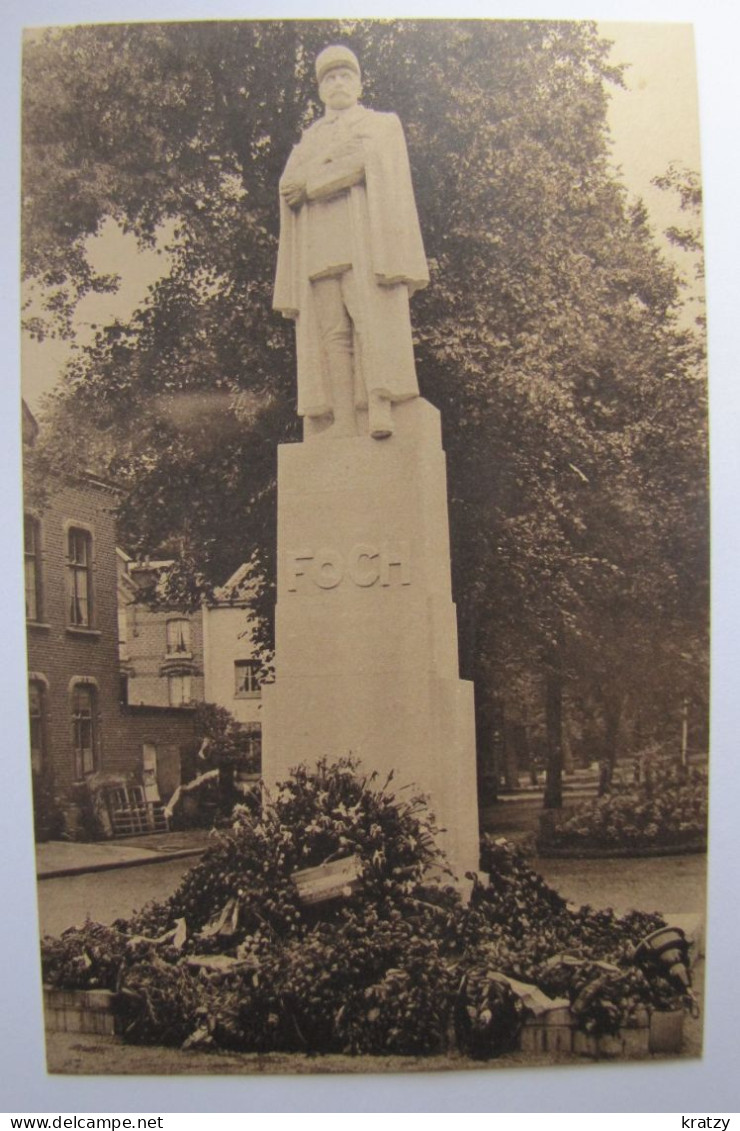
[262,670,478,880]
[262,398,480,880]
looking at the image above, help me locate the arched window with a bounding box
[72,683,97,777]
[67,527,93,627]
[24,514,42,621]
[28,680,46,774]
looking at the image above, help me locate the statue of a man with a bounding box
[273,45,429,440]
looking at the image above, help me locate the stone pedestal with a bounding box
[262,398,480,879]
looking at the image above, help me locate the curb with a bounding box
[534,842,707,860]
[37,846,206,881]
[488,788,598,805]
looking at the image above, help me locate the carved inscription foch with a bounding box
[286,541,411,591]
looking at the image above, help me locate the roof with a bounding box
[118,553,259,607]
[211,561,260,605]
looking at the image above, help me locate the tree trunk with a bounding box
[543,657,564,809]
[458,595,499,807]
[474,680,499,805]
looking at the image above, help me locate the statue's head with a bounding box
[315,45,362,111]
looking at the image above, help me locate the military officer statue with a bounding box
[274,45,429,440]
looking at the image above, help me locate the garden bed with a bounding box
[44,984,685,1059]
[40,759,699,1062]
[520,1000,685,1057]
[537,764,707,856]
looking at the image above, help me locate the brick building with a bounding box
[23,405,197,836]
[117,553,206,710]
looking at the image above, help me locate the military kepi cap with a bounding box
[315,45,361,84]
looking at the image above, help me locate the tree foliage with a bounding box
[23,20,709,796]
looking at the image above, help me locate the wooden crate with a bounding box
[104,786,169,836]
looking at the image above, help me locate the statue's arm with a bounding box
[305,158,365,201]
[280,127,367,208]
[304,134,366,200]
[279,143,311,210]
[306,113,401,204]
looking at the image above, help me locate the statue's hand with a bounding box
[280,180,307,209]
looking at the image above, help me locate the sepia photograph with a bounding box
[13,11,726,1102]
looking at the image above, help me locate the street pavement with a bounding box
[37,856,196,937]
[36,828,213,936]
[36,827,211,879]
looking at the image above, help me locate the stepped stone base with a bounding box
[262,398,480,880]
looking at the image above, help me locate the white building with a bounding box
[203,562,263,732]
[117,552,263,755]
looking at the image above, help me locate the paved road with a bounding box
[37,857,193,937]
[533,852,705,916]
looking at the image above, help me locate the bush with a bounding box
[32,772,63,842]
[169,757,444,932]
[455,965,528,1059]
[539,764,708,851]
[171,702,261,829]
[118,961,204,1046]
[192,702,261,776]
[41,920,128,990]
[41,759,691,1056]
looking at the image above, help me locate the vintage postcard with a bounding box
[20,18,709,1084]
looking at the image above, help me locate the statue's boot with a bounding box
[369,390,393,439]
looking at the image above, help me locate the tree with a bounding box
[23,21,709,803]
[653,163,705,294]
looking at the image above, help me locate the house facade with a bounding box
[25,470,126,798]
[117,553,206,710]
[23,407,197,835]
[203,563,263,741]
[117,556,263,757]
